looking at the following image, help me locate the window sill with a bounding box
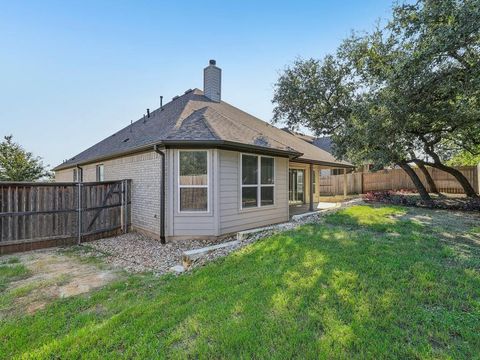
[176,211,213,217]
[239,204,278,213]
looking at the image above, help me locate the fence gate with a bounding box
[0,180,131,254]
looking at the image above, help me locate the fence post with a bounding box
[477,162,480,195]
[343,168,347,198]
[361,172,364,194]
[120,180,125,233]
[77,182,82,245]
[124,180,129,232]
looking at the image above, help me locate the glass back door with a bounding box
[289,169,305,204]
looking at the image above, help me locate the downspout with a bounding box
[154,145,166,244]
[76,165,83,183]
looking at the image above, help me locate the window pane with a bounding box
[180,188,208,211]
[261,186,274,206]
[312,171,316,193]
[261,157,274,184]
[242,155,258,185]
[180,151,208,185]
[242,187,258,208]
[96,165,104,181]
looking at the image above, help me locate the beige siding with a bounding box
[169,149,217,237]
[55,151,162,236]
[218,150,289,234]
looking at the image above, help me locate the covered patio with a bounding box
[288,160,355,217]
[289,201,340,218]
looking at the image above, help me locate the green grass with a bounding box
[1,256,21,265]
[471,226,480,235]
[0,263,31,292]
[0,205,479,359]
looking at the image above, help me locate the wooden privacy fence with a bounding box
[320,166,479,196]
[0,180,131,254]
[320,172,363,196]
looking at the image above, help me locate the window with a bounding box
[241,154,274,208]
[96,164,104,181]
[178,151,208,212]
[73,168,83,182]
[312,170,317,194]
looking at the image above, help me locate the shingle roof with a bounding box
[281,128,335,157]
[312,137,333,153]
[54,89,352,170]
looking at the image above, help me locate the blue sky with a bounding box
[0,0,394,168]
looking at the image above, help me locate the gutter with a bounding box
[54,140,303,171]
[290,158,355,169]
[153,145,166,244]
[160,140,302,159]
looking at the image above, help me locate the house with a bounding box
[281,129,350,176]
[54,60,353,242]
[282,129,372,175]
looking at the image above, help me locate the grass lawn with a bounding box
[0,205,479,359]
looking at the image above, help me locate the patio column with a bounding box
[343,168,348,198]
[309,163,314,212]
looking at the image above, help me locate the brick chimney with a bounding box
[203,59,221,102]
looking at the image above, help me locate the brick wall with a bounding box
[55,151,162,236]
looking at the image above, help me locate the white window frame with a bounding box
[96,164,104,182]
[312,169,316,194]
[240,153,275,210]
[178,150,210,213]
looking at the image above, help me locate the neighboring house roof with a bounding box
[54,89,352,171]
[281,128,334,153]
[312,137,333,153]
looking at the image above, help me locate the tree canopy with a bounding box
[0,135,51,181]
[273,0,480,199]
[447,146,480,166]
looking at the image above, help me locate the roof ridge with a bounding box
[199,107,221,140]
[174,107,207,130]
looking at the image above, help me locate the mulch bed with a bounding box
[363,190,480,212]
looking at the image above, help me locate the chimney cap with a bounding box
[209,59,216,66]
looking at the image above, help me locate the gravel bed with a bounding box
[84,199,363,275]
[85,233,228,274]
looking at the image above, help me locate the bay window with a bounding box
[241,154,275,208]
[179,150,209,212]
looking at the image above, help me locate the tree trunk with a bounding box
[423,147,479,198]
[412,160,442,196]
[428,162,478,198]
[398,161,432,201]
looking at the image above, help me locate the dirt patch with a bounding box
[396,207,480,233]
[0,249,119,317]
